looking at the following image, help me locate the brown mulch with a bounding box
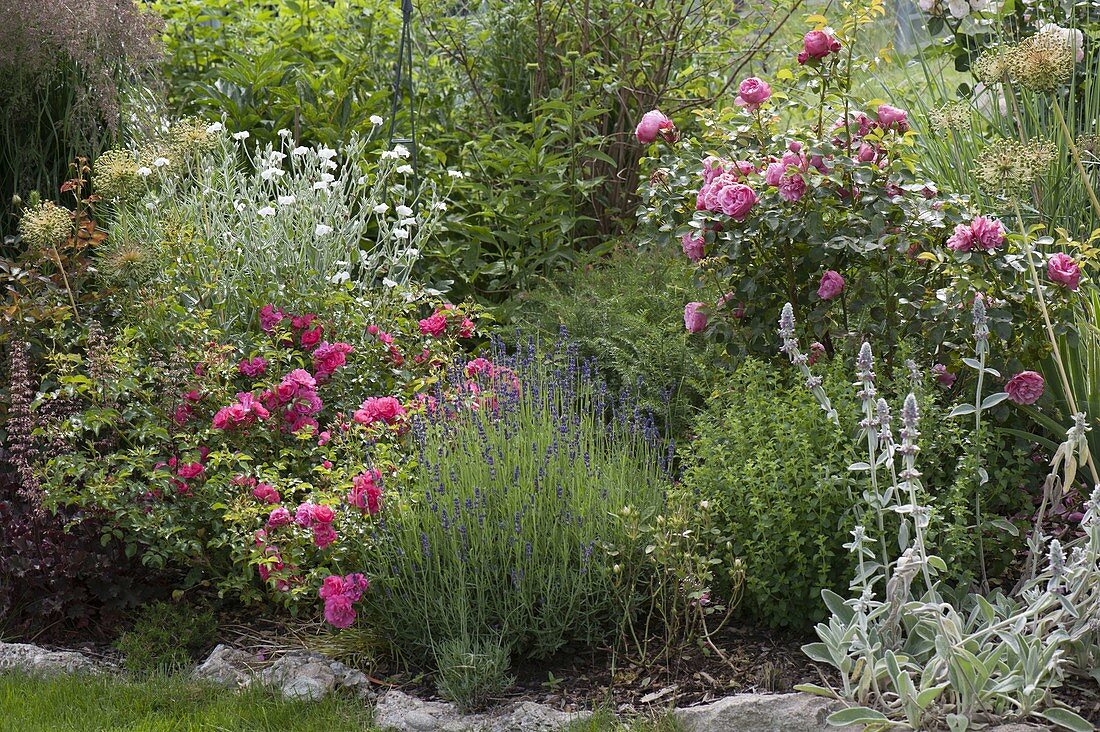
[322,623,831,713]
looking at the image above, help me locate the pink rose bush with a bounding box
[632,22,1027,359]
[40,293,490,630]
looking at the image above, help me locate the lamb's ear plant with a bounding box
[782,305,1098,732]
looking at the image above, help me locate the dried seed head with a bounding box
[93,149,144,201]
[929,101,972,131]
[974,138,1056,198]
[18,200,73,248]
[1007,30,1075,92]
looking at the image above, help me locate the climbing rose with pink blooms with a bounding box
[684,302,708,333]
[817,270,845,300]
[1005,371,1045,405]
[1048,253,1082,290]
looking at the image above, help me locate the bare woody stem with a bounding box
[1012,201,1099,486]
[1050,101,1100,225]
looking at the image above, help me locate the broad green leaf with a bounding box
[1040,708,1094,732]
[827,707,890,725]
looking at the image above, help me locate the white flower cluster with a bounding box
[916,0,989,19]
[120,122,456,326]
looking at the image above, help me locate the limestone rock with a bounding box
[674,692,860,732]
[192,644,259,688]
[373,689,590,732]
[0,642,100,675]
[260,651,372,701]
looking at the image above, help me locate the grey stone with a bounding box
[373,690,590,732]
[259,651,373,700]
[192,644,258,688]
[0,642,100,675]
[674,692,861,732]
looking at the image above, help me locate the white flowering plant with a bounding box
[99,120,453,329]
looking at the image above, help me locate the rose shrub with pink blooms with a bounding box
[37,290,485,621]
[634,26,1070,371]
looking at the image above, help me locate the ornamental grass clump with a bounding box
[362,338,670,664]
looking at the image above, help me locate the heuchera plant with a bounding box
[38,294,482,623]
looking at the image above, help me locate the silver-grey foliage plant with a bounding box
[778,302,1098,731]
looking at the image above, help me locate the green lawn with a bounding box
[0,673,681,732]
[0,673,376,732]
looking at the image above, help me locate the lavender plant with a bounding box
[360,338,671,664]
[781,305,1097,731]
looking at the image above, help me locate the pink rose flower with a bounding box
[684,302,708,334]
[946,222,975,252]
[311,504,335,524]
[353,396,407,426]
[312,522,338,549]
[1048,253,1081,290]
[300,325,324,349]
[876,104,909,131]
[808,342,827,366]
[177,462,204,480]
[348,470,383,516]
[635,110,676,144]
[294,503,314,528]
[238,356,268,377]
[778,174,807,202]
[459,318,475,338]
[764,162,785,187]
[1005,371,1044,405]
[803,30,839,59]
[259,304,285,333]
[735,77,772,111]
[465,357,496,378]
[252,483,280,504]
[323,594,356,628]
[312,341,354,380]
[932,363,956,387]
[969,215,1005,251]
[716,183,757,220]
[817,270,845,300]
[267,507,291,528]
[856,142,877,163]
[291,313,316,330]
[418,313,447,337]
[681,232,705,262]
